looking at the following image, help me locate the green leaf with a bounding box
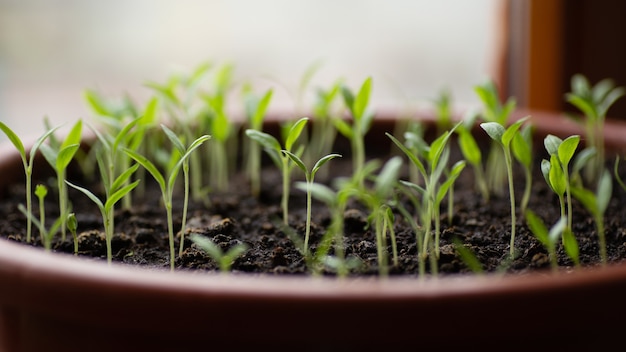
[501,117,527,147]
[374,156,402,197]
[299,182,336,205]
[512,125,532,167]
[30,126,61,165]
[168,135,211,191]
[436,160,466,204]
[353,77,372,120]
[83,89,111,116]
[61,120,83,150]
[66,180,104,211]
[557,135,580,166]
[548,154,566,196]
[112,117,141,153]
[458,129,481,166]
[251,89,273,128]
[332,118,353,139]
[562,227,580,265]
[596,169,612,215]
[161,124,186,154]
[311,154,342,178]
[543,134,562,156]
[571,186,597,217]
[105,180,140,212]
[124,148,166,192]
[548,217,567,245]
[245,129,281,152]
[0,121,26,160]
[35,184,47,198]
[110,163,140,193]
[525,209,549,246]
[282,150,307,175]
[387,133,427,177]
[480,122,505,144]
[285,117,308,151]
[57,144,80,171]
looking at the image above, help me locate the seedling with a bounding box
[245,117,308,225]
[336,77,374,186]
[571,168,612,265]
[124,127,210,270]
[190,234,248,273]
[40,120,83,241]
[525,210,567,270]
[452,237,484,274]
[306,80,342,179]
[433,88,453,134]
[566,74,625,184]
[480,117,528,256]
[18,185,62,251]
[67,164,140,264]
[0,122,59,242]
[511,124,534,216]
[455,111,489,202]
[283,151,341,255]
[243,86,274,197]
[542,134,580,230]
[474,80,516,195]
[388,122,465,262]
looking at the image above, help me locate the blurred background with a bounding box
[0,0,625,141]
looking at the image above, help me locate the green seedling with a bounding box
[355,157,403,277]
[336,77,374,186]
[452,237,484,274]
[388,122,465,263]
[190,234,248,273]
[511,124,534,216]
[474,80,516,195]
[283,151,341,255]
[542,134,580,230]
[480,117,528,256]
[433,88,453,134]
[125,128,210,270]
[18,185,62,251]
[566,74,625,184]
[67,164,140,264]
[571,168,612,265]
[0,121,59,242]
[243,86,273,197]
[67,213,78,255]
[245,117,308,225]
[295,180,362,277]
[456,111,489,202]
[40,119,83,241]
[306,80,342,179]
[525,210,568,270]
[146,61,213,199]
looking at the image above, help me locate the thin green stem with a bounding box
[303,181,312,255]
[25,171,32,242]
[504,149,516,256]
[281,159,290,225]
[179,163,190,257]
[166,201,175,271]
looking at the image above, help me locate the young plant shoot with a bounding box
[566,74,625,184]
[283,150,341,255]
[474,80,516,195]
[67,213,78,255]
[40,119,83,241]
[480,117,528,257]
[243,86,273,197]
[0,122,59,242]
[125,127,210,270]
[455,111,489,202]
[67,164,140,264]
[336,77,374,186]
[511,124,534,216]
[571,168,612,265]
[190,234,248,273]
[525,210,567,270]
[245,117,308,225]
[388,122,465,267]
[18,185,62,252]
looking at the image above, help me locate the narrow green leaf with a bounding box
[311,154,342,178]
[245,129,281,152]
[105,180,140,212]
[110,164,140,192]
[548,154,566,196]
[558,135,580,166]
[525,209,549,246]
[62,120,83,150]
[124,148,166,192]
[596,169,612,215]
[458,129,481,166]
[353,77,372,120]
[0,121,26,160]
[282,150,307,175]
[480,122,505,144]
[161,124,186,154]
[66,180,104,211]
[252,89,273,128]
[501,117,527,147]
[387,133,427,177]
[562,227,580,265]
[57,144,80,171]
[285,117,308,151]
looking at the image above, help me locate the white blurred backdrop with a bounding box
[0,0,502,140]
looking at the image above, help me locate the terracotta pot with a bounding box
[0,111,625,352]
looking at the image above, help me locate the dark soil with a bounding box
[2,131,626,277]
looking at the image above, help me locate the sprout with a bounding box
[190,234,248,273]
[336,77,374,186]
[40,120,83,241]
[18,185,62,251]
[243,86,274,197]
[66,164,140,264]
[511,124,534,216]
[571,169,612,265]
[0,122,59,242]
[566,74,625,184]
[245,117,308,225]
[283,151,341,255]
[525,210,568,270]
[125,127,210,270]
[480,117,528,257]
[455,111,489,202]
[67,213,78,255]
